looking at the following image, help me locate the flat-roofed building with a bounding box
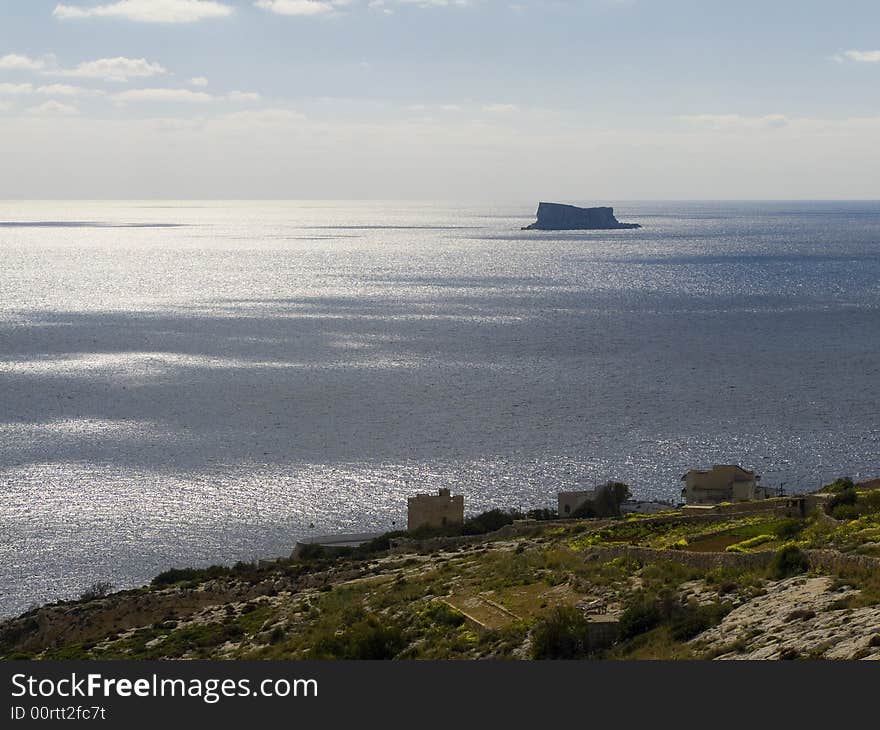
[681,465,764,505]
[407,488,464,531]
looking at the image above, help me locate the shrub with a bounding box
[151,566,231,586]
[828,488,857,511]
[462,509,517,535]
[312,616,406,660]
[669,603,729,641]
[768,546,809,580]
[619,597,664,640]
[356,531,407,555]
[572,482,632,519]
[831,503,862,521]
[296,543,327,560]
[530,606,608,659]
[726,534,774,553]
[863,491,880,513]
[421,601,466,628]
[79,582,114,601]
[619,589,728,643]
[822,478,855,494]
[774,519,804,540]
[571,501,598,519]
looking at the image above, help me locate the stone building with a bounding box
[407,488,464,531]
[681,465,764,505]
[557,489,597,517]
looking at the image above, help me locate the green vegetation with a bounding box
[821,478,855,494]
[768,545,809,580]
[530,606,609,659]
[571,482,632,519]
[78,582,114,601]
[725,534,774,553]
[5,487,880,662]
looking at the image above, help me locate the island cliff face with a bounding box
[522,202,641,231]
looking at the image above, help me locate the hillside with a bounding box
[3,483,880,661]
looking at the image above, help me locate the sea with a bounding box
[1,200,879,617]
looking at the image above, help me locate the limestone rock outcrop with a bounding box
[522,202,640,231]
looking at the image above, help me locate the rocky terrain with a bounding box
[692,575,880,659]
[3,483,879,660]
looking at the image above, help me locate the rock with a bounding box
[522,202,641,231]
[693,575,880,660]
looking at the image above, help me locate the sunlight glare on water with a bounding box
[2,199,880,615]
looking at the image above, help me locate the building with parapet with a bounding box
[557,489,597,517]
[681,465,765,505]
[407,488,464,531]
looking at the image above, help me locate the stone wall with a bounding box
[585,545,775,571]
[805,549,880,573]
[585,544,880,574]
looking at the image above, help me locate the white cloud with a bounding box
[206,107,307,132]
[0,54,53,71]
[681,113,789,131]
[28,100,79,115]
[53,0,234,23]
[3,107,880,200]
[382,0,470,7]
[255,0,337,15]
[36,84,102,97]
[114,88,215,103]
[0,83,35,95]
[833,49,880,63]
[226,90,262,102]
[113,88,261,103]
[0,82,104,98]
[190,76,209,87]
[482,103,519,113]
[55,57,168,82]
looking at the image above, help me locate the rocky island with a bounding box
[522,202,641,230]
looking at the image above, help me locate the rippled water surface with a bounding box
[2,200,879,615]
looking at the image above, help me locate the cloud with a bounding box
[482,103,519,113]
[28,100,79,115]
[189,76,209,87]
[36,84,103,97]
[0,54,166,83]
[0,83,35,95]
[255,0,337,15]
[0,54,54,71]
[55,57,168,82]
[53,0,234,23]
[0,82,105,97]
[381,0,470,7]
[114,88,215,103]
[681,113,789,131]
[226,90,261,102]
[113,88,261,103]
[833,49,880,63]
[206,107,307,131]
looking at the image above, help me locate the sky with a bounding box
[1,0,879,199]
